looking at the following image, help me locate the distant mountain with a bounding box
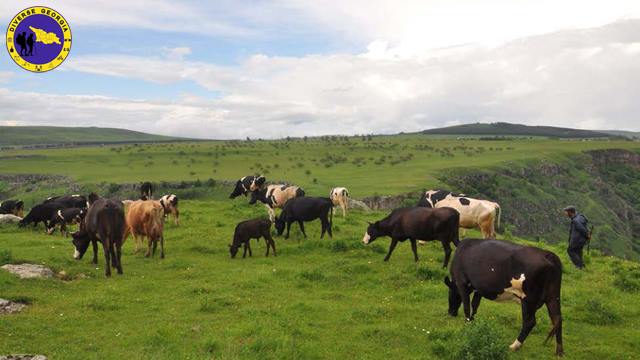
[602,130,640,139]
[421,122,615,138]
[0,126,194,147]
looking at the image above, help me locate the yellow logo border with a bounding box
[6,6,72,73]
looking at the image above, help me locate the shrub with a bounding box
[331,240,348,252]
[452,319,507,360]
[415,266,442,281]
[0,249,12,265]
[581,299,620,325]
[613,266,640,293]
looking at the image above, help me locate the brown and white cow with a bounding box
[445,239,563,356]
[418,190,501,239]
[159,194,179,225]
[249,184,305,221]
[329,187,349,217]
[124,200,165,258]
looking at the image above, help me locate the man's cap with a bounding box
[564,206,576,212]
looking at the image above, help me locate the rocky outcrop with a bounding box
[1,264,54,279]
[0,299,26,314]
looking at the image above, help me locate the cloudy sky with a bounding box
[1,1,640,139]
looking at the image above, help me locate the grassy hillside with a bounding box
[0,126,189,147]
[421,122,613,138]
[1,202,639,359]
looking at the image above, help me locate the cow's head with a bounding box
[274,215,285,235]
[88,192,100,205]
[229,180,248,199]
[249,189,265,205]
[250,176,266,191]
[14,200,24,217]
[444,277,462,317]
[71,230,91,260]
[417,191,435,208]
[228,243,240,258]
[362,221,383,245]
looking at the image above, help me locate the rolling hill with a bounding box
[0,126,193,147]
[421,122,615,138]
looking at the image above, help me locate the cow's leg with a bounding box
[60,223,67,237]
[248,241,252,257]
[285,221,292,239]
[145,237,152,257]
[511,301,538,352]
[545,298,563,356]
[116,242,123,274]
[152,237,158,256]
[458,284,472,321]
[242,242,248,258]
[265,233,276,257]
[471,292,482,319]
[266,205,275,222]
[441,240,452,268]
[110,242,118,267]
[159,235,165,259]
[102,241,112,277]
[298,220,307,238]
[383,238,400,261]
[326,216,333,238]
[174,208,180,226]
[410,238,419,262]
[91,239,98,264]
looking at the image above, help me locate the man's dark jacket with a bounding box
[569,214,589,246]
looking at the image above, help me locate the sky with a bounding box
[1,0,640,139]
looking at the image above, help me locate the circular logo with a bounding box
[6,6,72,72]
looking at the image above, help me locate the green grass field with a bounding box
[1,201,639,359]
[1,136,638,197]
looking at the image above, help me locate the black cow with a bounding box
[19,202,65,228]
[362,207,459,267]
[445,239,563,356]
[229,175,266,198]
[417,189,465,208]
[229,219,276,258]
[46,208,85,236]
[0,200,24,217]
[44,195,88,209]
[274,197,333,239]
[140,182,154,200]
[71,198,126,277]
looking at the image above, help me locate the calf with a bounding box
[140,181,154,200]
[250,184,305,221]
[274,197,333,239]
[159,194,180,225]
[71,198,126,277]
[229,175,266,198]
[362,207,459,267]
[329,187,349,217]
[0,200,24,217]
[124,200,165,258]
[229,219,276,258]
[19,202,64,228]
[44,195,88,209]
[445,239,563,355]
[418,190,501,239]
[46,208,85,236]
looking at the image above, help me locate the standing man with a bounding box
[564,206,590,269]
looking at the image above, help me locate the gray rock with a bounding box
[1,264,54,279]
[0,299,26,314]
[0,355,48,360]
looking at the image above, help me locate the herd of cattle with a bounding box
[0,176,564,355]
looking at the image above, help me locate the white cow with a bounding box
[329,187,349,217]
[418,190,501,239]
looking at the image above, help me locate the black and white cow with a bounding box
[418,189,501,239]
[445,239,563,356]
[46,208,85,236]
[140,182,154,200]
[362,207,460,267]
[229,175,266,198]
[159,194,180,225]
[274,197,333,239]
[19,202,65,228]
[250,184,305,221]
[0,199,25,217]
[72,198,126,277]
[44,195,88,210]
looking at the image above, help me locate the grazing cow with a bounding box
[0,200,25,217]
[140,182,154,200]
[418,190,501,239]
[445,239,563,356]
[274,197,333,239]
[44,194,89,209]
[229,175,266,198]
[46,208,85,236]
[124,200,165,258]
[71,198,126,277]
[329,187,350,217]
[250,184,305,221]
[0,214,23,224]
[362,207,460,267]
[159,194,180,225]
[229,219,276,258]
[19,202,65,228]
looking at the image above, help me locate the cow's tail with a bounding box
[543,252,563,346]
[495,204,502,231]
[451,211,461,247]
[329,200,334,229]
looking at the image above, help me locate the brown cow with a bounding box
[124,200,165,258]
